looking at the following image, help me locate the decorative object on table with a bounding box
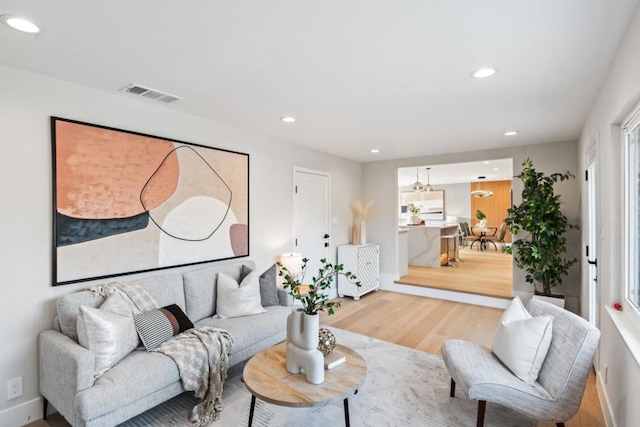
[475,209,487,227]
[318,328,336,356]
[506,158,578,299]
[324,350,346,369]
[407,202,421,225]
[51,117,249,285]
[277,257,361,384]
[286,309,324,384]
[351,200,373,245]
[350,223,360,245]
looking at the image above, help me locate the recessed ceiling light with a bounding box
[281,116,296,123]
[504,130,519,136]
[483,161,490,164]
[470,68,496,79]
[492,168,499,171]
[370,149,380,154]
[0,15,40,33]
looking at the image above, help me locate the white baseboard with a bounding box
[379,273,510,309]
[596,368,616,427]
[0,397,42,427]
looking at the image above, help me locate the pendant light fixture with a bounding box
[471,190,494,198]
[411,167,424,192]
[471,176,494,197]
[424,167,433,192]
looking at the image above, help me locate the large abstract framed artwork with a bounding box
[51,117,249,285]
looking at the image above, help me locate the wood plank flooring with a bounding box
[397,247,513,298]
[321,290,605,427]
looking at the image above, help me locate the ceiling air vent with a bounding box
[120,84,183,104]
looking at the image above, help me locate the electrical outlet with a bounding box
[7,377,23,400]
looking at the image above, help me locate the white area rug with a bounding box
[121,328,535,426]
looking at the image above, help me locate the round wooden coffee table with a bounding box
[242,343,367,426]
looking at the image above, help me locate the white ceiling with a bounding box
[1,1,638,163]
[398,158,513,187]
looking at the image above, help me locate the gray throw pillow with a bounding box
[259,264,280,306]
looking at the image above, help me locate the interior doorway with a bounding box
[395,159,514,299]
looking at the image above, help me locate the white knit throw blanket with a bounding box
[89,281,158,314]
[89,282,234,425]
[154,327,234,426]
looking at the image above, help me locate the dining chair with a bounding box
[459,222,473,248]
[484,222,508,252]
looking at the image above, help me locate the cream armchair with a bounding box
[441,299,600,426]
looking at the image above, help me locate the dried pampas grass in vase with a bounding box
[351,201,373,245]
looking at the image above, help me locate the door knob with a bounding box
[323,234,330,239]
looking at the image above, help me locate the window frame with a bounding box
[623,103,640,321]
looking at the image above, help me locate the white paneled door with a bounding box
[293,168,331,289]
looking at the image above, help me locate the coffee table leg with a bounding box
[248,395,256,427]
[343,398,350,427]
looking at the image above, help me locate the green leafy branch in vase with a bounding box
[277,257,361,316]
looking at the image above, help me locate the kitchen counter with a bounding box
[404,223,459,268]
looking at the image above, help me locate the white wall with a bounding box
[576,2,640,425]
[362,140,581,310]
[0,65,362,422]
[440,182,472,224]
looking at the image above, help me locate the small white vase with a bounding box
[359,220,367,245]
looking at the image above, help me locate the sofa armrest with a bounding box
[277,288,293,306]
[39,329,95,416]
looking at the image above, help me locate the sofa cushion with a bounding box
[196,305,289,355]
[182,261,256,322]
[259,264,280,306]
[215,271,266,319]
[183,268,218,322]
[134,305,194,351]
[136,273,186,313]
[57,291,105,341]
[75,350,181,420]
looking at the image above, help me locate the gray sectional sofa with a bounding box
[39,260,292,427]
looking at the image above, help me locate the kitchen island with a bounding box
[404,223,459,268]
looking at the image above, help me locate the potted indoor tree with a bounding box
[506,158,578,305]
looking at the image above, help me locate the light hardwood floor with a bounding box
[321,290,605,427]
[397,247,513,298]
[31,290,603,427]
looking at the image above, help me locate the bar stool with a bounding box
[441,233,458,267]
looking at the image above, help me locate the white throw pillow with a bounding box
[77,306,139,378]
[76,294,139,378]
[491,296,553,385]
[215,271,266,319]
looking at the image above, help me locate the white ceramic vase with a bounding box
[286,309,324,384]
[359,219,367,245]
